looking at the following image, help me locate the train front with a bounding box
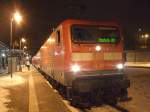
[65,21,130,105]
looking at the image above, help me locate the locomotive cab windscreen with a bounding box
[71,25,120,44]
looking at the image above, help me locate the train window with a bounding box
[56,30,61,44]
[71,25,120,44]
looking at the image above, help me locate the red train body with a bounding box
[32,19,130,106]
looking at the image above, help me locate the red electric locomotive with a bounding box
[32,19,130,106]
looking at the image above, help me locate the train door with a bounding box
[54,29,65,85]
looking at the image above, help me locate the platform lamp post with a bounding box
[19,37,26,72]
[20,37,26,50]
[23,45,27,56]
[141,34,149,48]
[23,46,27,50]
[10,11,22,78]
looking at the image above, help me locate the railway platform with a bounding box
[0,66,70,112]
[125,62,150,68]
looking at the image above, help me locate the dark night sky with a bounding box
[0,0,150,55]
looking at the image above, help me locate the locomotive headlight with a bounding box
[117,63,124,69]
[95,45,101,51]
[71,64,80,73]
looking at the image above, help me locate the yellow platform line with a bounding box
[29,74,39,112]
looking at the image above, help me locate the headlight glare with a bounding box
[71,64,80,73]
[95,45,101,51]
[117,63,124,69]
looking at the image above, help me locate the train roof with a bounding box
[60,19,121,27]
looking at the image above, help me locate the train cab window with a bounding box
[56,30,61,45]
[71,25,120,44]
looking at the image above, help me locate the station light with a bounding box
[23,46,27,49]
[26,56,29,60]
[1,53,6,57]
[21,38,26,43]
[145,34,149,38]
[14,11,22,24]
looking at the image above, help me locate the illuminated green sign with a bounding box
[97,38,116,43]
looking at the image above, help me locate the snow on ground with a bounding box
[0,75,25,87]
[0,73,25,112]
[0,88,10,112]
[118,73,150,112]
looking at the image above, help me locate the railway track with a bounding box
[44,73,129,112]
